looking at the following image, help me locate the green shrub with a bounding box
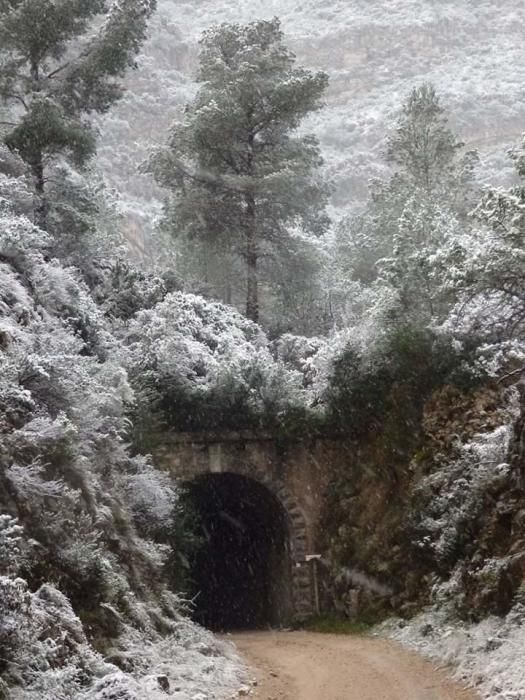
[325,323,482,438]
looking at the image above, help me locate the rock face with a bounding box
[321,382,525,621]
[458,383,525,616]
[510,383,525,491]
[98,0,525,235]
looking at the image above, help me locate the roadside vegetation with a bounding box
[0,4,524,699]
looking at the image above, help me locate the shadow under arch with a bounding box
[182,471,308,630]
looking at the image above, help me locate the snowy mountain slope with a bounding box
[97,0,525,238]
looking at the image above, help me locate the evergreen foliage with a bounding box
[463,138,525,341]
[148,18,330,322]
[331,84,478,329]
[385,84,467,194]
[125,291,313,435]
[324,324,482,439]
[0,5,524,696]
[0,0,156,227]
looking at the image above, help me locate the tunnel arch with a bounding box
[182,470,311,630]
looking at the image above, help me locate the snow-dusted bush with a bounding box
[273,333,328,391]
[91,614,246,700]
[0,516,26,575]
[323,322,480,438]
[383,604,525,700]
[0,184,246,698]
[436,138,525,370]
[122,456,177,537]
[0,571,245,700]
[0,577,111,700]
[126,292,309,431]
[413,406,518,571]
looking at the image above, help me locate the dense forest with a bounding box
[0,2,524,699]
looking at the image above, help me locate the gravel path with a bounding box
[231,630,478,700]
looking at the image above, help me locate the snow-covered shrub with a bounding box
[273,332,329,394]
[413,413,517,572]
[0,146,33,214]
[383,604,525,700]
[95,616,246,700]
[0,516,26,575]
[0,183,210,695]
[0,576,112,700]
[0,572,245,700]
[437,138,525,366]
[93,258,177,322]
[126,292,309,431]
[404,388,523,618]
[0,208,51,270]
[323,323,479,437]
[121,456,177,537]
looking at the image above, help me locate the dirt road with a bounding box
[231,631,477,700]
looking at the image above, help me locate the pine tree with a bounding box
[466,138,525,340]
[0,0,156,228]
[333,85,477,317]
[385,83,472,194]
[148,18,329,323]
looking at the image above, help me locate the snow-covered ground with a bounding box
[383,605,525,700]
[85,619,247,700]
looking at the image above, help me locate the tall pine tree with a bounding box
[385,83,475,197]
[0,0,156,228]
[148,18,329,323]
[330,84,479,327]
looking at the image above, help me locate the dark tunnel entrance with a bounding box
[184,473,293,631]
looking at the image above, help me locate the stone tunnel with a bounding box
[152,431,340,629]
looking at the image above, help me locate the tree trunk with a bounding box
[245,127,259,323]
[225,280,232,305]
[245,192,259,323]
[29,60,48,230]
[32,154,48,230]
